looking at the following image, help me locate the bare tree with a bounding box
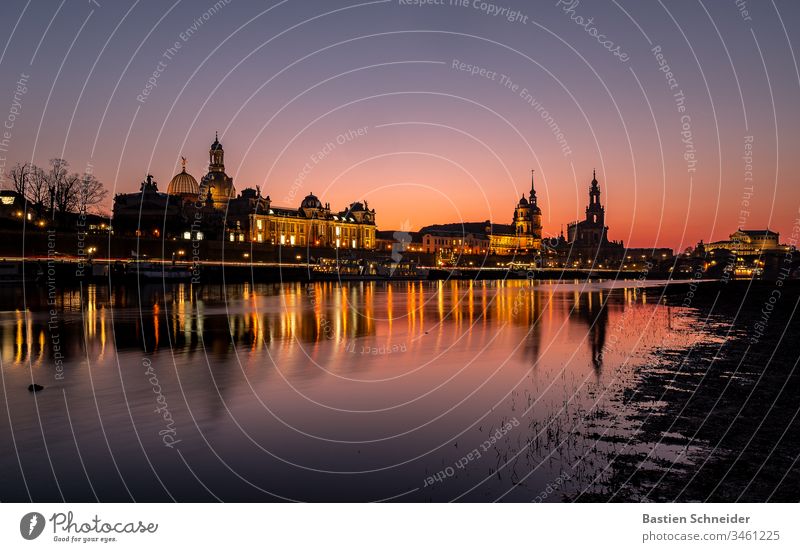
[27,165,49,214]
[77,172,108,214]
[6,162,32,197]
[6,158,108,220]
[46,158,80,215]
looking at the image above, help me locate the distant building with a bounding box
[166,157,200,199]
[377,229,423,254]
[705,229,788,254]
[112,175,187,238]
[200,133,236,208]
[568,171,612,246]
[112,134,376,249]
[565,171,624,263]
[696,229,792,279]
[420,172,544,258]
[0,190,32,222]
[422,226,489,256]
[249,195,376,249]
[489,171,543,254]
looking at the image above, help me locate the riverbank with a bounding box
[3,257,680,285]
[575,280,800,502]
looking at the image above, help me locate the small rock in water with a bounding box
[28,384,44,392]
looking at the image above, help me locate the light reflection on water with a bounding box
[0,280,716,501]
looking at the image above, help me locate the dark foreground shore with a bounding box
[577,280,800,502]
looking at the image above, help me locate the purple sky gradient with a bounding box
[1,0,799,250]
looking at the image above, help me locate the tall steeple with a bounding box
[200,131,235,205]
[586,169,604,225]
[529,169,537,206]
[209,132,224,172]
[589,169,600,205]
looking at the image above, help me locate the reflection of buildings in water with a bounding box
[0,307,90,369]
[568,290,615,374]
[113,281,382,358]
[568,287,650,374]
[523,288,545,364]
[490,281,546,363]
[416,280,546,363]
[0,282,640,379]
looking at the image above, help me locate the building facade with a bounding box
[488,170,543,254]
[249,195,376,249]
[200,133,236,207]
[112,134,376,249]
[422,229,489,256]
[705,229,787,254]
[568,170,609,246]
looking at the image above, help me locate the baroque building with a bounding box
[489,170,543,254]
[568,170,608,246]
[166,157,200,199]
[200,133,236,207]
[562,170,624,266]
[418,171,544,258]
[112,134,376,249]
[249,194,376,249]
[704,229,787,255]
[112,174,186,238]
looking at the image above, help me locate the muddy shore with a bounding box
[574,280,800,502]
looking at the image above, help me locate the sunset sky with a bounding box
[1,0,799,250]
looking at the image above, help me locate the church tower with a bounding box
[209,131,225,172]
[200,132,235,206]
[586,169,604,226]
[568,170,608,246]
[513,170,543,250]
[514,193,531,236]
[529,170,542,240]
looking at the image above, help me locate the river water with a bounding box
[0,279,721,501]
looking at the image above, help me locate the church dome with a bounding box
[300,193,323,210]
[167,168,199,196]
[517,195,529,206]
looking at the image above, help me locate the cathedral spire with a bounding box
[529,169,537,204]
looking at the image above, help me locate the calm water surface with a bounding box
[0,280,719,501]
